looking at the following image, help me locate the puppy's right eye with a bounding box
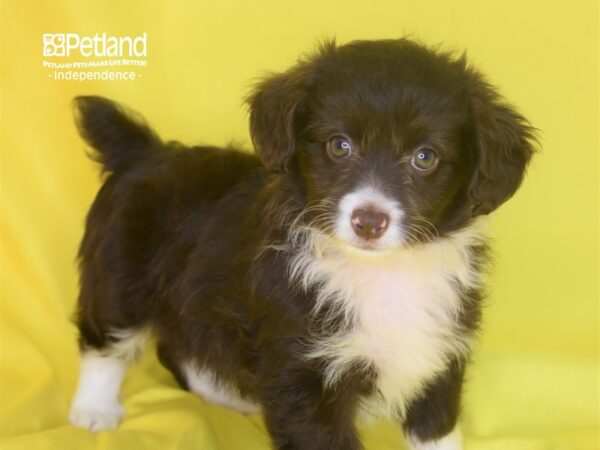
[326,136,352,160]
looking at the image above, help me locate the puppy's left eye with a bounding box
[411,148,439,173]
[326,137,352,160]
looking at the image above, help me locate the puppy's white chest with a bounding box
[295,228,483,418]
[346,266,467,417]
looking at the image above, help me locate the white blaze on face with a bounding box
[334,185,406,250]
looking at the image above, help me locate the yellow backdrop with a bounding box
[1,1,598,449]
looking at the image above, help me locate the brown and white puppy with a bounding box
[68,39,535,450]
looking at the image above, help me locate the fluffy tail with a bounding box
[73,96,162,174]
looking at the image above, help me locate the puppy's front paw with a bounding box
[407,428,463,450]
[69,400,124,432]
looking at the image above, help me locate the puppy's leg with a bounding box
[402,359,465,450]
[69,329,148,432]
[156,342,188,389]
[261,368,362,450]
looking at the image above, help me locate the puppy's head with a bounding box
[248,39,535,251]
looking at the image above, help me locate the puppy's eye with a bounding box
[326,137,352,160]
[411,148,439,173]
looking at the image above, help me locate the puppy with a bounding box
[68,39,535,450]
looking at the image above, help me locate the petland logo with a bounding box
[42,32,148,81]
[43,33,147,57]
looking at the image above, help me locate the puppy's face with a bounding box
[249,40,535,251]
[296,49,476,251]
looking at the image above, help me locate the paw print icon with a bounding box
[43,34,66,57]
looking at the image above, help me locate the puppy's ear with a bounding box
[247,62,316,172]
[467,74,536,216]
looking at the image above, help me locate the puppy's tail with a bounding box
[73,96,162,174]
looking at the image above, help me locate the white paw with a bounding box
[69,352,128,432]
[69,401,124,432]
[407,427,463,450]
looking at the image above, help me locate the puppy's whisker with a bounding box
[404,229,421,247]
[287,198,336,244]
[412,224,435,243]
[411,216,440,242]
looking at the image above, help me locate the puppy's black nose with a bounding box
[351,208,390,240]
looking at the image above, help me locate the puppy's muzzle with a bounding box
[351,207,390,240]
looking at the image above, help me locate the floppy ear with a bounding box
[246,61,317,172]
[468,75,536,216]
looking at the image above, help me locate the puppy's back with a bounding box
[74,97,265,348]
